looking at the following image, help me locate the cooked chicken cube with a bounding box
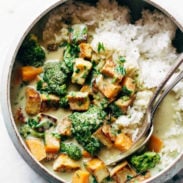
[95,75,121,99]
[25,137,46,161]
[45,128,60,154]
[86,158,110,183]
[114,133,133,152]
[53,154,80,172]
[40,93,60,111]
[72,58,92,85]
[70,24,88,44]
[67,91,90,111]
[25,87,41,115]
[111,161,136,183]
[79,43,92,59]
[115,96,133,114]
[94,126,113,148]
[101,59,124,83]
[122,77,136,96]
[56,117,72,136]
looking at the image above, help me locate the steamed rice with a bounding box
[42,0,183,177]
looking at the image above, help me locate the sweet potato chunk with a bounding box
[67,91,90,111]
[53,154,80,172]
[26,137,46,161]
[79,43,92,59]
[45,128,60,153]
[21,66,43,82]
[25,87,41,115]
[148,135,163,153]
[72,170,90,183]
[114,133,133,151]
[85,158,109,183]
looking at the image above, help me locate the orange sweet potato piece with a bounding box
[148,135,163,153]
[114,133,133,151]
[21,66,43,82]
[72,170,90,183]
[26,138,46,161]
[82,150,91,158]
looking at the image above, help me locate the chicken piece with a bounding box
[72,170,90,183]
[95,75,121,99]
[56,117,72,136]
[85,158,109,183]
[25,137,46,161]
[53,154,80,172]
[122,77,136,96]
[101,125,116,142]
[40,93,60,111]
[70,24,88,44]
[67,91,90,111]
[114,133,133,152]
[25,87,41,115]
[72,58,92,85]
[45,128,60,154]
[114,96,133,114]
[79,43,92,59]
[111,161,136,183]
[94,126,113,148]
[101,59,123,83]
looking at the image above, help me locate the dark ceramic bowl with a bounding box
[1,0,183,182]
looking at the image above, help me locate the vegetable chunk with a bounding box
[53,154,80,172]
[45,128,60,153]
[72,170,90,183]
[67,91,90,111]
[26,137,46,161]
[21,66,43,82]
[72,58,92,85]
[25,87,41,115]
[85,158,109,183]
[114,133,133,151]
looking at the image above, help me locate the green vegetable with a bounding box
[69,24,88,44]
[121,86,132,96]
[59,96,69,108]
[109,103,123,118]
[130,152,160,173]
[61,143,82,160]
[115,66,126,75]
[119,56,126,63]
[63,43,80,71]
[69,106,106,155]
[97,42,105,53]
[43,62,68,96]
[19,124,44,138]
[17,34,45,67]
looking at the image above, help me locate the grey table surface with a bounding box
[0,0,183,182]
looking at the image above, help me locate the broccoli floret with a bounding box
[69,106,106,155]
[130,152,160,173]
[63,43,80,71]
[17,34,45,67]
[59,96,69,108]
[61,143,82,160]
[19,124,44,138]
[108,103,123,118]
[43,62,68,96]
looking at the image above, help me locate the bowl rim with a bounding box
[1,0,183,183]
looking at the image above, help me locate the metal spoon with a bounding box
[109,54,183,165]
